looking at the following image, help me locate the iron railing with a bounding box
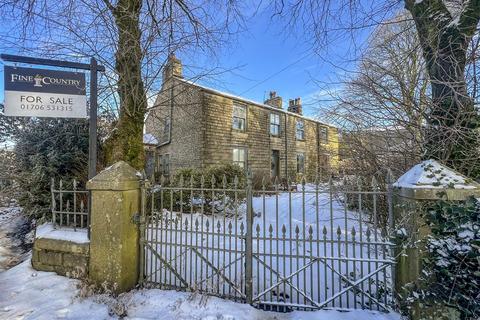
[50,179,89,232]
[140,171,396,312]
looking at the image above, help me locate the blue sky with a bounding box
[0,2,375,119]
[179,8,370,118]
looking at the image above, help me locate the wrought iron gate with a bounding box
[139,173,396,312]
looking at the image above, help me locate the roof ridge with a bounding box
[175,76,336,128]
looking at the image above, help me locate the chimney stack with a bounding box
[288,97,302,115]
[264,91,283,109]
[163,53,183,81]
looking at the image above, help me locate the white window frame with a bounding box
[270,113,280,136]
[296,119,305,140]
[232,103,247,131]
[232,147,247,169]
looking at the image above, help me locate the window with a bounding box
[297,153,305,174]
[319,126,328,144]
[270,113,280,135]
[145,151,155,178]
[232,148,246,168]
[158,154,170,177]
[232,104,246,131]
[296,119,305,140]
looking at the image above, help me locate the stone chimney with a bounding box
[163,53,183,81]
[288,97,302,115]
[264,91,283,109]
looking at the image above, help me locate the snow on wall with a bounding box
[35,223,89,244]
[393,160,479,189]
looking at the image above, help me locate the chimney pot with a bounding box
[264,90,283,109]
[163,53,183,81]
[288,97,303,115]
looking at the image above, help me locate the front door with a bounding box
[271,150,280,178]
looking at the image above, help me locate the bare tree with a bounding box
[271,0,480,178]
[0,0,242,169]
[325,15,428,179]
[405,0,480,177]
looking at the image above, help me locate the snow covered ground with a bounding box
[0,197,32,271]
[0,258,401,320]
[146,184,393,310]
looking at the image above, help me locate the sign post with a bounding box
[1,54,105,179]
[4,66,87,118]
[89,57,98,180]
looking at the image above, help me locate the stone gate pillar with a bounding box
[86,161,141,293]
[392,160,480,319]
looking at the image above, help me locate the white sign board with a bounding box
[4,66,87,118]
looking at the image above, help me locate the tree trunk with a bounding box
[104,0,147,170]
[406,0,480,177]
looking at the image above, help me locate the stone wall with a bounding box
[201,91,339,182]
[145,76,340,182]
[32,225,89,278]
[145,77,205,175]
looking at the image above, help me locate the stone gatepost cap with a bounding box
[393,159,480,200]
[87,161,142,191]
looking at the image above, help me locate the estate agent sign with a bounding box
[4,66,87,118]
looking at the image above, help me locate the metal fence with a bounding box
[139,172,396,312]
[50,179,89,231]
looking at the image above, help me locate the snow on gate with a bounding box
[140,177,395,312]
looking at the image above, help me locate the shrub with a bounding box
[13,119,89,220]
[409,196,480,319]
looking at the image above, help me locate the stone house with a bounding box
[144,55,339,182]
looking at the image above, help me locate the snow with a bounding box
[0,258,401,319]
[35,223,89,244]
[0,200,30,271]
[393,159,479,189]
[145,184,393,310]
[143,133,158,145]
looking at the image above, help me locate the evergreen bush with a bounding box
[13,119,89,220]
[410,196,480,319]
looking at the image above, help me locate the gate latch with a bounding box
[132,212,140,225]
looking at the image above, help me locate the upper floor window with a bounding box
[296,119,305,140]
[232,104,246,131]
[232,148,246,168]
[319,126,328,144]
[270,113,280,135]
[297,153,305,174]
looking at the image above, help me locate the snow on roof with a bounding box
[175,77,335,128]
[393,159,479,189]
[143,133,158,145]
[35,223,89,244]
